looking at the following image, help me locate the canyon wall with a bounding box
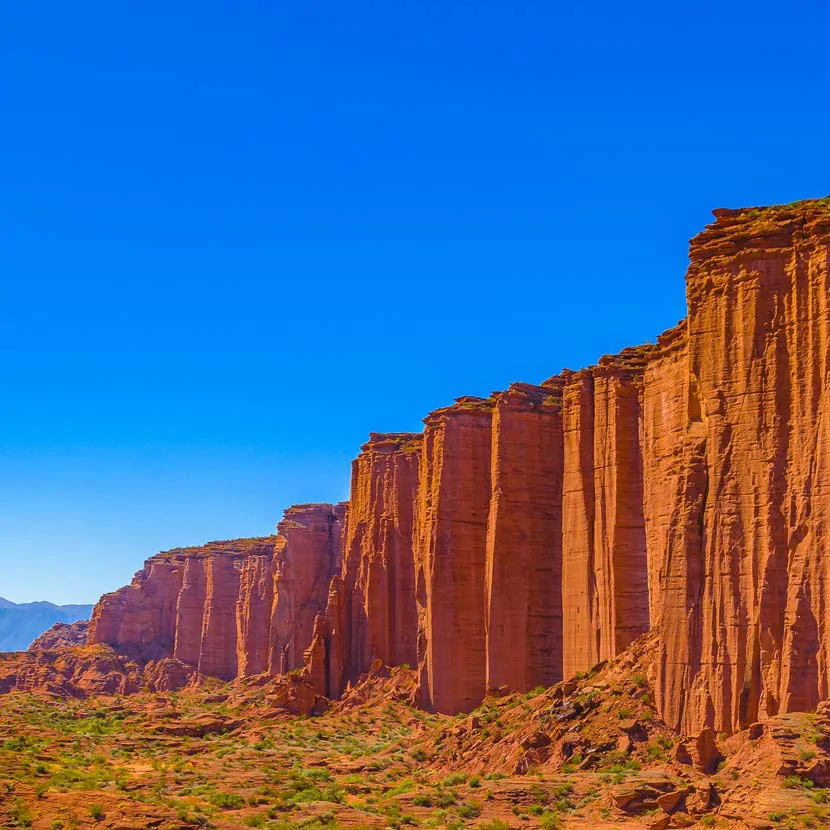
[89,504,346,682]
[83,198,830,737]
[485,382,564,693]
[269,504,346,675]
[641,322,689,628]
[417,397,495,713]
[657,201,830,734]
[560,351,653,679]
[305,434,421,698]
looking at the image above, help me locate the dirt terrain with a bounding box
[1,635,827,830]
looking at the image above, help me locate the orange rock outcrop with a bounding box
[561,349,654,678]
[417,397,495,713]
[269,504,346,674]
[29,620,90,651]
[485,382,564,693]
[89,505,346,684]
[79,198,830,737]
[657,200,830,734]
[305,434,421,698]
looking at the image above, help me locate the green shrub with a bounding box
[210,792,245,810]
[540,811,561,830]
[458,802,481,819]
[11,800,33,828]
[442,773,467,786]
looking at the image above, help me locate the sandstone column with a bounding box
[485,382,564,692]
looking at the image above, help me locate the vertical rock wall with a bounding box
[308,434,422,694]
[561,370,599,678]
[641,322,689,626]
[418,398,494,713]
[236,553,275,677]
[173,558,207,667]
[485,382,564,692]
[657,202,830,734]
[89,558,184,661]
[87,197,830,735]
[198,554,242,680]
[561,353,651,678]
[592,352,652,663]
[269,504,346,675]
[88,507,345,685]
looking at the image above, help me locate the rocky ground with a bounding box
[0,635,828,830]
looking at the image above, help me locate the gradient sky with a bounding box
[2,1,830,604]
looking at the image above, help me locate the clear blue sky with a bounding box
[2,1,829,604]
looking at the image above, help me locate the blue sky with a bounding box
[2,1,830,604]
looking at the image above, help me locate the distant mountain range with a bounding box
[0,596,94,652]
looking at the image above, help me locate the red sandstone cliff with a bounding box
[417,397,495,713]
[485,382,564,693]
[306,434,421,698]
[76,198,830,738]
[90,537,274,674]
[89,556,185,661]
[559,349,653,679]
[88,505,345,684]
[269,504,346,675]
[657,199,830,735]
[641,321,688,628]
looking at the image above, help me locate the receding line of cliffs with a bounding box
[88,197,830,737]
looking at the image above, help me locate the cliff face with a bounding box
[641,322,689,627]
[560,351,652,679]
[80,198,830,736]
[89,505,346,683]
[308,434,422,694]
[270,504,346,675]
[657,200,830,734]
[417,397,494,714]
[485,382,564,693]
[90,538,273,675]
[236,552,274,677]
[89,558,184,662]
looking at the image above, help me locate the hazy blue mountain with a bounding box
[0,596,94,651]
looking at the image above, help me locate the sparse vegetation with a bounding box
[0,641,826,830]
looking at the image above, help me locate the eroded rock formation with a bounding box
[270,504,346,675]
[657,200,830,734]
[75,198,830,737]
[305,434,421,699]
[418,397,495,713]
[89,504,346,683]
[486,382,564,693]
[29,620,90,651]
[561,349,654,678]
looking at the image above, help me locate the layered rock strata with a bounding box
[485,382,565,693]
[417,397,495,713]
[89,504,346,682]
[269,504,347,675]
[305,434,421,698]
[641,322,689,627]
[417,397,495,712]
[657,200,830,734]
[83,198,830,737]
